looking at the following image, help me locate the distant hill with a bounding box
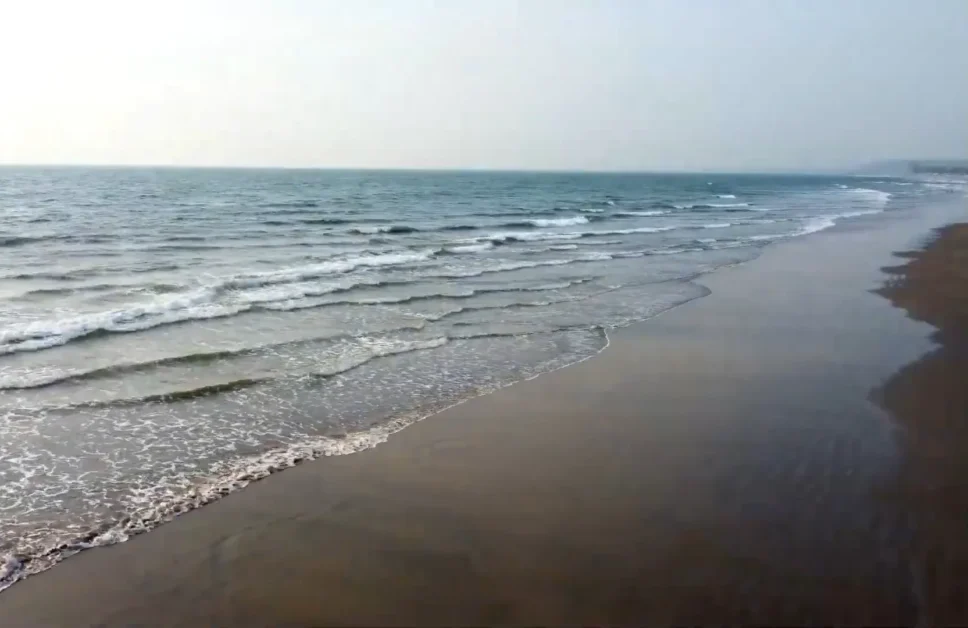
[910,160,968,176]
[854,159,968,177]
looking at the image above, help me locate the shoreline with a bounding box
[0,178,910,592]
[2,266,731,593]
[1,196,965,624]
[1,266,719,592]
[3,186,903,592]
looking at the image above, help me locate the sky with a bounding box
[0,0,965,172]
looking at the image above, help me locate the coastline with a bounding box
[1,196,965,624]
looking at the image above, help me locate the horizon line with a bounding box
[0,163,869,176]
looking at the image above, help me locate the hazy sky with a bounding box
[1,0,965,171]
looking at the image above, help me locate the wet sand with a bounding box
[873,223,968,624]
[1,200,965,626]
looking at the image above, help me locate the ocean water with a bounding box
[0,167,962,590]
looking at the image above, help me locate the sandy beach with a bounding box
[1,197,966,625]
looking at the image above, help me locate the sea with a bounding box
[0,167,964,590]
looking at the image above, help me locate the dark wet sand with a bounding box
[872,223,968,624]
[1,201,966,626]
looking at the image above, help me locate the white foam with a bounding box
[674,202,751,209]
[258,279,593,312]
[447,242,495,254]
[653,247,704,255]
[582,251,616,261]
[527,216,589,228]
[220,250,436,290]
[739,199,889,245]
[476,227,669,244]
[576,208,606,213]
[799,216,837,235]
[0,251,441,356]
[923,181,967,192]
[259,297,329,311]
[584,226,676,236]
[847,188,892,207]
[515,243,581,254]
[481,231,583,243]
[836,208,884,219]
[234,281,346,305]
[717,194,737,199]
[431,259,570,279]
[784,207,884,240]
[617,210,669,217]
[0,555,21,584]
[0,288,238,356]
[527,279,590,291]
[354,336,449,361]
[702,223,732,229]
